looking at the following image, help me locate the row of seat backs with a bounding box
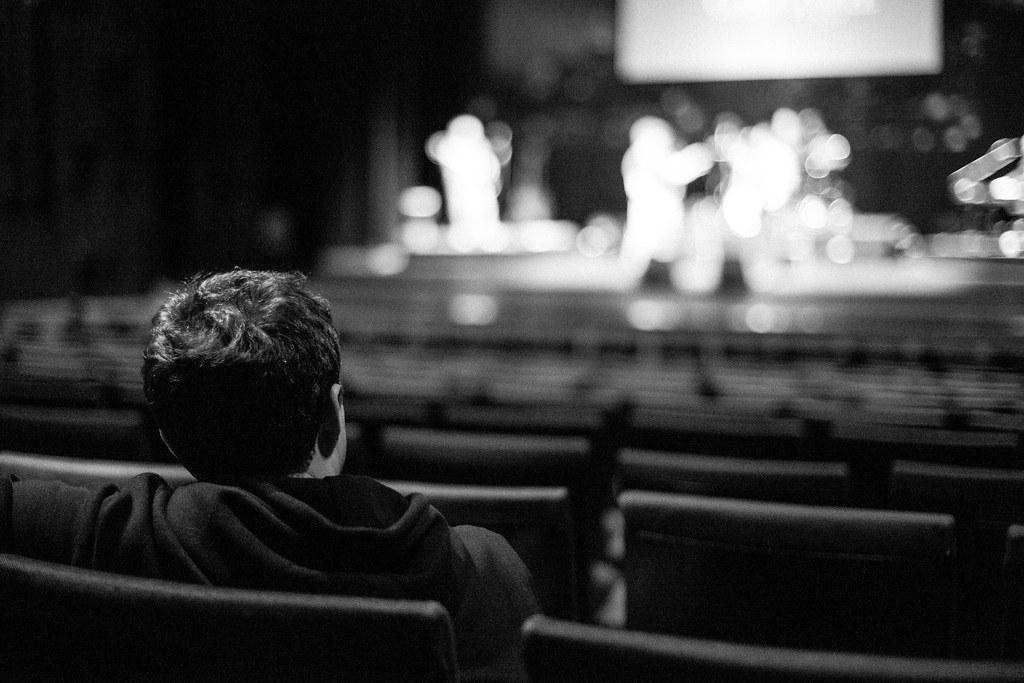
[617,448,1024,658]
[0,450,579,621]
[4,398,1023,468]
[0,552,458,683]
[618,488,1024,661]
[521,615,1024,683]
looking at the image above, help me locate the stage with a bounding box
[313,247,1024,356]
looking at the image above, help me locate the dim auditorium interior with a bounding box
[8,0,1024,680]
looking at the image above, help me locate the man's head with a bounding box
[142,269,343,478]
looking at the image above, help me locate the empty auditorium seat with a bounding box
[0,450,194,487]
[625,404,806,459]
[438,400,607,436]
[828,419,1021,468]
[0,404,163,461]
[1001,524,1024,659]
[521,615,1024,683]
[387,480,578,620]
[620,490,958,656]
[889,461,1024,657]
[617,448,852,506]
[0,553,459,682]
[365,425,600,620]
[366,425,592,487]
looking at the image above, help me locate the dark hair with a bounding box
[142,269,341,477]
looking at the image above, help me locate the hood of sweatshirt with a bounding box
[2,473,464,615]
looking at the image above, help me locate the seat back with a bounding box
[620,490,958,656]
[828,420,1021,468]
[0,449,196,487]
[368,425,598,618]
[386,480,578,619]
[0,404,160,461]
[0,553,458,682]
[1001,524,1024,658]
[889,461,1024,657]
[521,615,1024,683]
[368,425,591,486]
[618,448,852,505]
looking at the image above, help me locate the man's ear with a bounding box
[315,383,346,472]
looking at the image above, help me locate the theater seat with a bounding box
[889,461,1024,657]
[620,490,958,656]
[521,615,1024,683]
[0,553,459,682]
[386,480,578,620]
[366,425,599,619]
[367,425,592,487]
[0,450,196,487]
[0,404,161,461]
[1001,524,1024,658]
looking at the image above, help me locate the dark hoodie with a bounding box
[0,473,539,680]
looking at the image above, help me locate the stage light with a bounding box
[722,186,762,237]
[797,195,828,231]
[365,244,409,276]
[911,127,936,153]
[448,294,498,326]
[961,113,983,141]
[923,92,950,122]
[827,198,854,232]
[626,299,675,331]
[825,234,855,264]
[745,303,776,334]
[577,223,616,258]
[825,134,851,164]
[998,229,1022,258]
[399,186,443,219]
[771,108,802,148]
[943,125,968,153]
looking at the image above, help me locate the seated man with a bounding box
[0,269,539,680]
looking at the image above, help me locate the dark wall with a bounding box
[0,0,482,297]
[155,0,483,279]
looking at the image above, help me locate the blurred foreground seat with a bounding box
[0,553,459,682]
[0,404,163,461]
[889,461,1024,657]
[0,449,195,487]
[617,448,852,506]
[521,615,1024,683]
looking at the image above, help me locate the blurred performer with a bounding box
[716,119,802,291]
[427,114,504,251]
[620,116,713,281]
